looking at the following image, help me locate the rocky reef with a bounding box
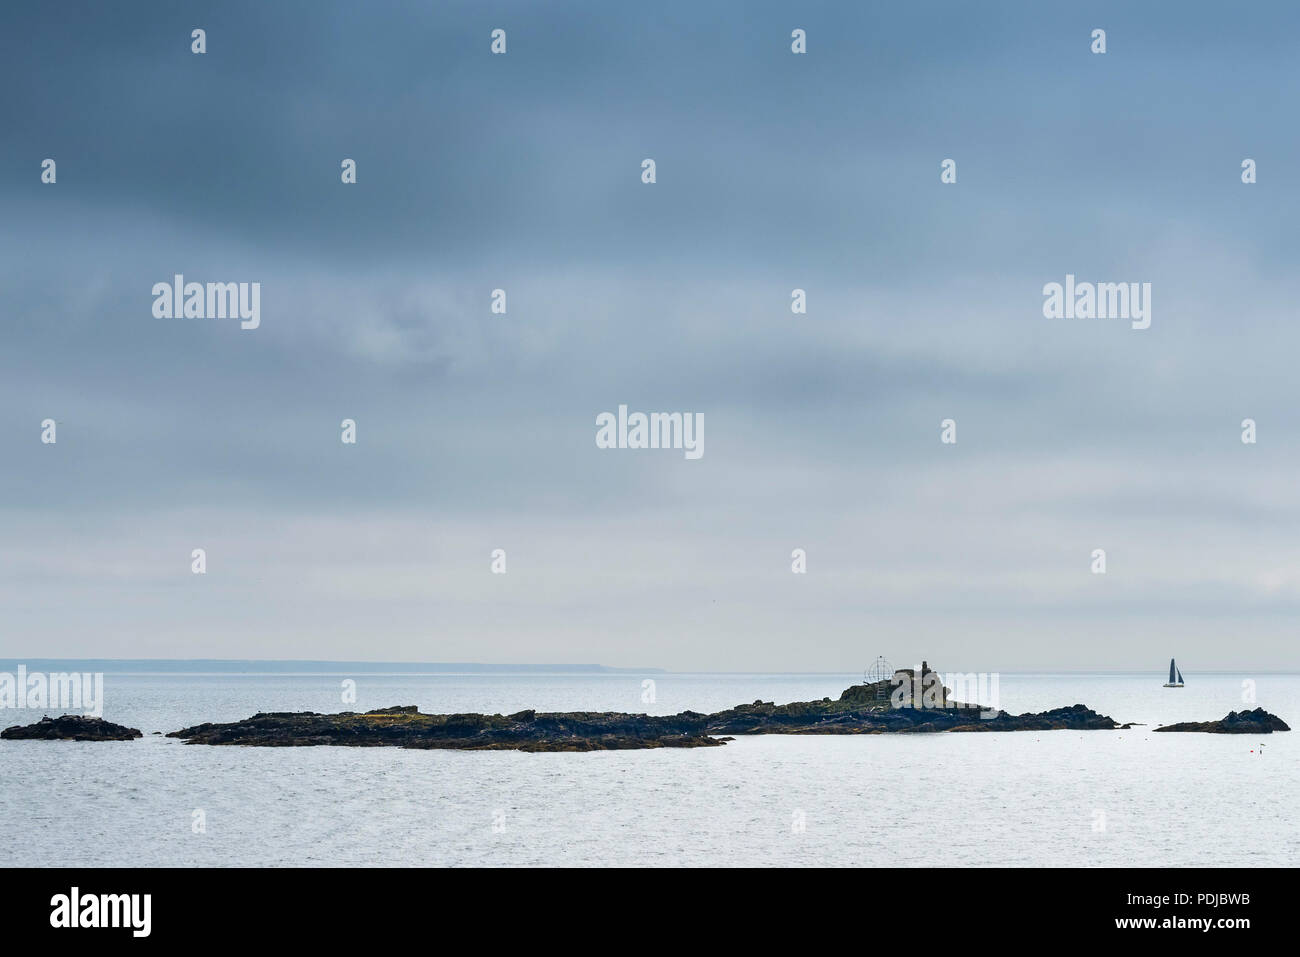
[10,674,1286,751]
[1,715,143,741]
[166,679,1126,750]
[1153,709,1290,733]
[704,681,1121,735]
[169,705,724,752]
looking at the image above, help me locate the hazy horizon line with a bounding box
[2,658,1295,676]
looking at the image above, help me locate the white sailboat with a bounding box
[1163,658,1184,688]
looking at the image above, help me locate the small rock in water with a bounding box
[1,715,143,741]
[1153,708,1290,733]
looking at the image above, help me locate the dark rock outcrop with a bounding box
[705,694,1121,735]
[1,715,143,741]
[169,706,722,752]
[14,655,1273,752]
[1154,709,1290,733]
[16,672,1285,751]
[166,679,1127,750]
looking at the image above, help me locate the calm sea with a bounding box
[1,669,1296,866]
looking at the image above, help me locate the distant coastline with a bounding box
[2,660,1299,676]
[0,659,666,676]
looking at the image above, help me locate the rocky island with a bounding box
[166,669,1128,751]
[0,715,143,741]
[705,680,1123,735]
[1154,708,1291,733]
[7,666,1288,750]
[169,705,723,752]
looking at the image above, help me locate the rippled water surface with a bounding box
[2,671,1296,866]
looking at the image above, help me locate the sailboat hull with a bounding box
[1162,682,1184,688]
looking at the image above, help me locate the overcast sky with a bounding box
[3,2,1299,671]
